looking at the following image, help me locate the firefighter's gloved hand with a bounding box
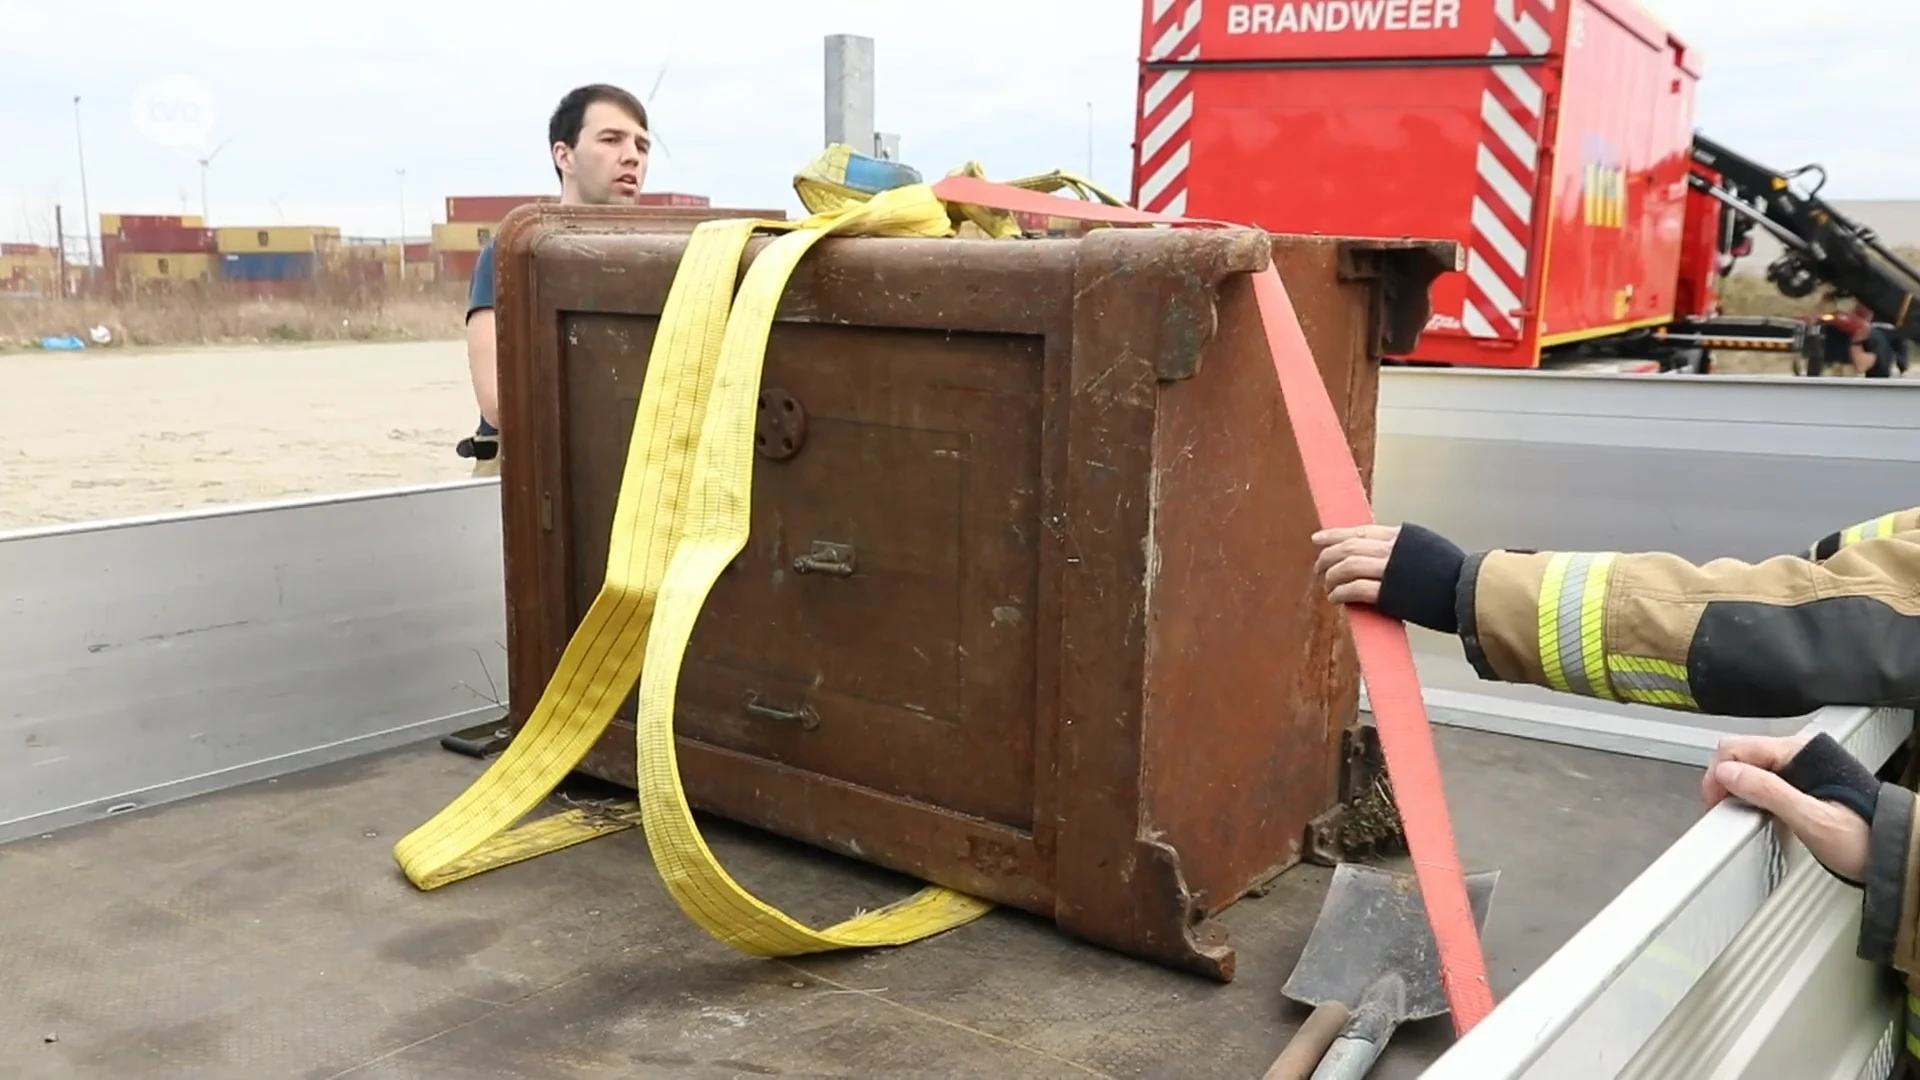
[1777,733,1882,824]
[1703,732,1874,887]
[1311,522,1464,634]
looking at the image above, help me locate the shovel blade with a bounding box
[1281,862,1500,1023]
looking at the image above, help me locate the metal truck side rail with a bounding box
[1420,703,1910,1079]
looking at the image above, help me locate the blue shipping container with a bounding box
[221,252,314,281]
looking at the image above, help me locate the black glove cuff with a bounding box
[1778,732,1880,824]
[1375,523,1466,635]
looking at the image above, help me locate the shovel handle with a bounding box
[1262,1001,1351,1080]
[1307,1035,1386,1080]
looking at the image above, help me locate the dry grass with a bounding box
[0,279,468,352]
[5,244,1913,366]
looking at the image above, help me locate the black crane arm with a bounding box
[1690,133,1920,342]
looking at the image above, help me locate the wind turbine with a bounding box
[645,48,676,170]
[196,138,232,223]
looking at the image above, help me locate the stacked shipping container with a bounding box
[326,239,439,284]
[99,213,213,290]
[432,192,714,282]
[0,243,60,294]
[436,195,530,283]
[215,225,340,285]
[68,190,717,297]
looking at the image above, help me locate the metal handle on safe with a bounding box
[791,540,856,577]
[741,691,820,731]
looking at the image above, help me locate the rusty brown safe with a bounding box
[489,202,1455,981]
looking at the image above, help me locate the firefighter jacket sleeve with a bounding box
[1454,507,1920,718]
[1856,775,1916,974]
[1805,509,1920,562]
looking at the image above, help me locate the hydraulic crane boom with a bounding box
[1692,133,1920,341]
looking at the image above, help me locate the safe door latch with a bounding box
[741,690,821,731]
[791,540,856,578]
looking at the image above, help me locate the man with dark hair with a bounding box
[459,83,652,476]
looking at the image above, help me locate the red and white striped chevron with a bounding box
[1136,0,1204,215]
[1461,0,1557,340]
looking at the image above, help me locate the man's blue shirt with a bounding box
[468,239,496,322]
[467,241,498,438]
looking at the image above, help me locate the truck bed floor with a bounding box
[2,727,1706,1080]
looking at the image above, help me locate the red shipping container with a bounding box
[1132,0,1699,369]
[117,226,213,254]
[1,242,51,256]
[107,214,190,236]
[446,195,557,224]
[403,242,434,263]
[439,250,481,281]
[634,192,710,207]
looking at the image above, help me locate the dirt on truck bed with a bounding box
[1,726,1706,1080]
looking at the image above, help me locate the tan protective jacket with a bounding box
[1452,508,1920,1051]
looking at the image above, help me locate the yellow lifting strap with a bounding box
[391,176,1068,956]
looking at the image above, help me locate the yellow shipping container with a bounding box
[0,248,59,266]
[324,241,386,263]
[432,222,494,253]
[122,252,213,281]
[216,226,335,255]
[0,257,60,291]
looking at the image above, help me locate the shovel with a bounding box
[1266,862,1500,1080]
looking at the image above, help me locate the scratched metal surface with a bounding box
[1374,367,1920,565]
[0,727,1704,1080]
[0,481,509,844]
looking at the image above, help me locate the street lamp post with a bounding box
[72,95,95,280]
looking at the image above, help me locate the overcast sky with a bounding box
[0,0,1911,246]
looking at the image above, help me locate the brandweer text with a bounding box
[1225,0,1464,34]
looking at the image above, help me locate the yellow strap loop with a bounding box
[393,182,997,955]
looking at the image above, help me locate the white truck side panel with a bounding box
[1374,369,1920,565]
[0,480,509,843]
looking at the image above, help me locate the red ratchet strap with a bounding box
[930,174,1495,1035]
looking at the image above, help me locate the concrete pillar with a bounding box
[824,34,876,153]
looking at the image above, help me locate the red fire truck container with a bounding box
[1131,0,1704,369]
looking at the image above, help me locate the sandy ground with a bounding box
[0,337,1828,535]
[3,340,480,531]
